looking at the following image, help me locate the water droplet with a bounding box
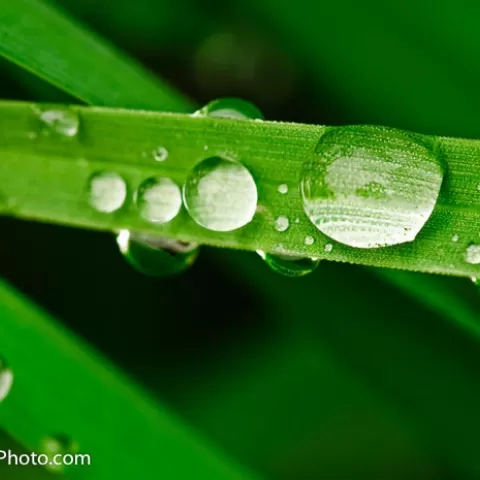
[274,216,289,232]
[88,172,127,213]
[37,107,79,137]
[301,126,444,248]
[41,435,79,473]
[195,97,264,120]
[277,184,288,194]
[465,244,480,264]
[452,234,459,242]
[257,251,320,277]
[136,177,182,224]
[183,156,257,232]
[471,276,480,286]
[0,358,13,402]
[304,235,314,245]
[294,218,300,224]
[477,184,480,192]
[324,243,333,252]
[117,230,198,278]
[152,146,168,162]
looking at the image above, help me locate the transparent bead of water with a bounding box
[301,126,444,248]
[116,230,199,278]
[258,251,320,278]
[277,184,288,194]
[88,172,127,213]
[37,107,79,137]
[304,235,314,245]
[324,243,333,252]
[152,146,168,162]
[136,177,182,224]
[195,97,264,120]
[452,234,459,242]
[465,244,480,265]
[274,216,289,232]
[183,156,257,232]
[0,358,13,402]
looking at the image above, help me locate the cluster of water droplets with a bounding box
[34,101,480,280]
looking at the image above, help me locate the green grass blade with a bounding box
[0,0,192,112]
[1,100,480,278]
[0,278,258,479]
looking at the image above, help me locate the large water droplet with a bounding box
[37,107,79,137]
[301,126,444,248]
[195,97,264,120]
[0,358,13,402]
[183,156,257,232]
[136,177,182,224]
[88,172,127,213]
[258,251,320,277]
[465,244,480,264]
[116,230,198,277]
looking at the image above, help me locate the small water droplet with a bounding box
[274,216,289,232]
[324,243,333,252]
[465,244,480,264]
[152,146,168,162]
[136,177,182,224]
[117,230,198,277]
[305,235,314,245]
[88,172,127,213]
[277,184,288,194]
[41,435,79,473]
[301,126,444,248]
[183,156,257,232]
[452,234,459,242]
[195,97,264,120]
[294,218,300,224]
[257,251,320,277]
[37,107,79,137]
[204,145,209,151]
[471,276,480,286]
[0,358,13,402]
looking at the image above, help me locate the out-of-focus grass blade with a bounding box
[0,0,192,112]
[0,279,258,479]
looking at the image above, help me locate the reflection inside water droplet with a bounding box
[257,251,320,277]
[117,230,198,278]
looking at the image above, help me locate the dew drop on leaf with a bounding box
[301,126,444,248]
[195,97,264,120]
[257,250,319,277]
[37,107,79,137]
[136,177,182,224]
[116,230,198,278]
[324,243,333,252]
[452,234,459,242]
[152,146,168,162]
[0,358,13,403]
[274,216,289,232]
[183,156,257,232]
[304,235,314,245]
[465,244,480,265]
[88,172,127,213]
[278,184,288,194]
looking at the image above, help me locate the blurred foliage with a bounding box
[2,0,480,478]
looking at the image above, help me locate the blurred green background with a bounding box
[2,0,480,478]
